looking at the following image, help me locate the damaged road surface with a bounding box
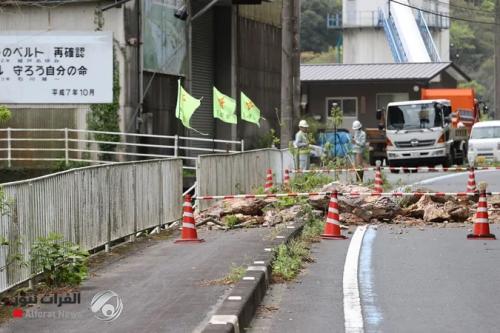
[249,224,500,333]
[249,171,500,333]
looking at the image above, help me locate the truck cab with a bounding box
[385,99,467,167]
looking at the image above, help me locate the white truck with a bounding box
[383,99,469,167]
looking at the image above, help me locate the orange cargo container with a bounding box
[420,88,478,131]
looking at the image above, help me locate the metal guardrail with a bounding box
[0,128,245,170]
[0,158,183,293]
[380,8,407,63]
[416,10,441,62]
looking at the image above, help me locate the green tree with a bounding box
[301,0,342,53]
[86,51,120,161]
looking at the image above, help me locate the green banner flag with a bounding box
[241,92,261,127]
[213,87,237,124]
[175,80,201,129]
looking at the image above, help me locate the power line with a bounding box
[390,0,498,25]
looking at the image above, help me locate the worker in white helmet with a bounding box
[294,120,311,170]
[352,120,366,181]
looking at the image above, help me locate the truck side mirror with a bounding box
[443,106,451,117]
[376,109,382,120]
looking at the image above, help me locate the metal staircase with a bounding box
[379,8,407,63]
[415,10,441,62]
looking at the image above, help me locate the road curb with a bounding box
[201,222,304,333]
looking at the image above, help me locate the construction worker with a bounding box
[352,120,366,182]
[294,120,310,170]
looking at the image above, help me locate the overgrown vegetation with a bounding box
[0,105,12,123]
[0,187,24,273]
[30,233,89,286]
[86,50,121,161]
[256,128,280,148]
[52,160,91,172]
[289,173,333,192]
[449,0,495,112]
[272,204,324,282]
[223,215,240,229]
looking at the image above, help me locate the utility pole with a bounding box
[281,0,293,148]
[496,0,500,119]
[292,0,301,123]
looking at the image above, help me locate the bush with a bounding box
[290,173,333,192]
[30,233,89,286]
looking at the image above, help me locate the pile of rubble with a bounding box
[195,182,500,229]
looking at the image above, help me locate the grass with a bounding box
[202,264,246,286]
[290,173,334,192]
[272,206,323,282]
[223,215,239,229]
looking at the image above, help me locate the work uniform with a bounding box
[294,130,310,170]
[352,128,366,181]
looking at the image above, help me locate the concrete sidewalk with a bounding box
[0,228,272,333]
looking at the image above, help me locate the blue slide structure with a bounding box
[380,0,441,63]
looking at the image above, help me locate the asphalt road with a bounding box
[367,225,500,333]
[248,239,350,333]
[250,171,500,333]
[0,228,271,333]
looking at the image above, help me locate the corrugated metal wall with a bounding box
[190,9,215,142]
[0,158,183,293]
[237,16,282,149]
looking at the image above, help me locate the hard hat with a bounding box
[298,120,309,128]
[352,120,362,130]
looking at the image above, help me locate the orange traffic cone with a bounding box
[374,165,383,194]
[175,195,205,243]
[467,183,495,240]
[283,169,290,191]
[466,167,477,193]
[321,190,348,240]
[264,169,273,193]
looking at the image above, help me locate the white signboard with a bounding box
[0,31,113,104]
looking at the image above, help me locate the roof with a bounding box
[387,99,450,107]
[472,120,500,128]
[300,62,470,82]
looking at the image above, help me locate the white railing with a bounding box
[0,158,183,293]
[0,128,245,170]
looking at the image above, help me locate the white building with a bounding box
[328,0,450,63]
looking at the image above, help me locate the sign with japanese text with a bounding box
[0,31,112,104]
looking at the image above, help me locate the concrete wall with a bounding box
[0,1,138,132]
[342,0,449,63]
[343,30,394,64]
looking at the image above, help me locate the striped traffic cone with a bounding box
[264,169,273,193]
[374,165,383,195]
[283,169,290,191]
[467,183,495,240]
[466,167,477,193]
[175,195,205,243]
[321,190,348,240]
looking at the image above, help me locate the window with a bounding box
[326,97,358,129]
[326,97,357,118]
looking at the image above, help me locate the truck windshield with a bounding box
[387,103,443,130]
[470,126,500,139]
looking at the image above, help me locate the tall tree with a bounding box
[301,0,341,53]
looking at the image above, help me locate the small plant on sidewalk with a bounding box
[30,233,89,286]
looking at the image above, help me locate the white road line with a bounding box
[413,169,499,186]
[343,225,368,333]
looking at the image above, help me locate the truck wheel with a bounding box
[443,148,454,168]
[388,162,399,173]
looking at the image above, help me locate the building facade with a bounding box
[328,0,450,63]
